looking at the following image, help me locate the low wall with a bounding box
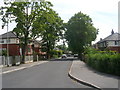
[0,56,13,66]
[0,55,34,67]
[25,55,33,63]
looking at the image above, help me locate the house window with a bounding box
[119,41,120,45]
[0,40,4,43]
[115,41,118,45]
[7,39,10,43]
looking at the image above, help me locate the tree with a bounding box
[39,10,64,59]
[65,12,98,58]
[56,45,68,53]
[1,1,54,63]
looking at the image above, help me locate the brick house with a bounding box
[0,31,20,56]
[0,31,45,57]
[96,30,120,53]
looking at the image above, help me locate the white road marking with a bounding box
[2,67,26,74]
[1,61,49,74]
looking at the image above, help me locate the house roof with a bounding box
[0,31,17,39]
[0,31,42,44]
[97,33,120,43]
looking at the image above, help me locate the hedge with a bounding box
[85,48,120,76]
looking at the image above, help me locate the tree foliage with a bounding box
[65,12,98,58]
[39,10,64,59]
[1,0,63,62]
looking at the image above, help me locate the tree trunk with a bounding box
[78,53,81,59]
[32,45,36,62]
[21,6,29,64]
[21,44,26,64]
[78,52,82,60]
[46,48,50,59]
[46,41,50,59]
[21,32,28,64]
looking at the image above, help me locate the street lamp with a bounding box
[0,7,13,66]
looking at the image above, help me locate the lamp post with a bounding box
[6,14,9,66]
[0,7,13,66]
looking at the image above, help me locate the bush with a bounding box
[50,50,63,58]
[85,47,120,76]
[0,50,7,56]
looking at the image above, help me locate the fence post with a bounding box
[37,55,38,61]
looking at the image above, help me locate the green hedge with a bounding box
[85,48,120,76]
[50,50,63,58]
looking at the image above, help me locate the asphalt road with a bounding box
[2,59,91,88]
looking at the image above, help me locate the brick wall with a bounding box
[0,44,20,56]
[108,46,120,53]
[0,44,45,56]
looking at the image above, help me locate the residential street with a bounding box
[2,59,90,88]
[0,1,120,90]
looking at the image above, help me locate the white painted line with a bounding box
[1,61,49,74]
[2,67,26,74]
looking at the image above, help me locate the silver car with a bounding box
[61,54,67,58]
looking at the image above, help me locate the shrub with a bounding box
[50,50,63,58]
[0,50,7,56]
[85,47,120,76]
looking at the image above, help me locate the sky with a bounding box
[0,0,119,44]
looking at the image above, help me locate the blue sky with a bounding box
[0,0,119,43]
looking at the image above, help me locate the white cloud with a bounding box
[49,0,119,43]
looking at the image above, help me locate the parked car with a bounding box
[61,54,67,58]
[67,54,71,57]
[74,54,78,58]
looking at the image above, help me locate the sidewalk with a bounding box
[1,60,49,74]
[69,60,120,89]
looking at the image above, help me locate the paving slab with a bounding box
[69,60,120,89]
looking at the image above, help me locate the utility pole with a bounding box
[6,14,9,66]
[0,5,14,66]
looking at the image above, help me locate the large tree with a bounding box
[1,0,60,63]
[39,10,64,59]
[65,12,98,58]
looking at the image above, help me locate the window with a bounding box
[119,41,120,45]
[7,39,10,43]
[0,40,4,43]
[115,41,118,45]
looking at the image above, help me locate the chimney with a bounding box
[111,29,114,34]
[100,38,102,41]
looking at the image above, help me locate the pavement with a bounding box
[1,60,49,74]
[69,60,120,89]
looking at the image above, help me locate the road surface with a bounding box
[2,59,91,88]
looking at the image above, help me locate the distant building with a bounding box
[96,30,120,53]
